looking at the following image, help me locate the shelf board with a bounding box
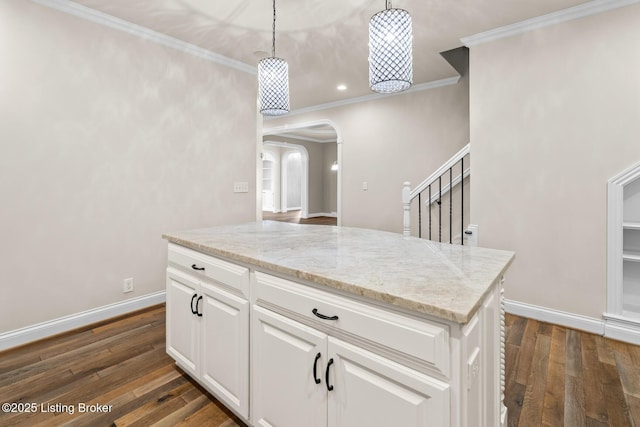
[623,250,640,262]
[624,222,640,230]
[621,309,640,321]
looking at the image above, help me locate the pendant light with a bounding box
[368,0,413,93]
[258,0,290,116]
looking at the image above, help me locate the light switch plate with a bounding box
[233,182,249,193]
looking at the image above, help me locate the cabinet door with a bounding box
[166,267,199,376]
[199,282,249,418]
[252,306,327,427]
[328,338,450,427]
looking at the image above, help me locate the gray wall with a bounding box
[470,3,640,319]
[323,143,338,214]
[265,77,470,233]
[0,1,257,333]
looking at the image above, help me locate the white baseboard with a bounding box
[603,313,640,345]
[0,291,166,352]
[504,299,605,335]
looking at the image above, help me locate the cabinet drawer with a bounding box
[254,271,450,376]
[168,243,249,297]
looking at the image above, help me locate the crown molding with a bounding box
[269,76,461,119]
[31,0,256,75]
[461,0,640,47]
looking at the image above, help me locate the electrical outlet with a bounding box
[123,278,134,293]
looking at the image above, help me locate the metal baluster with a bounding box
[418,193,422,238]
[428,185,432,240]
[461,157,464,245]
[438,176,442,242]
[449,167,453,244]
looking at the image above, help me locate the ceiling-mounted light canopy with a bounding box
[258,0,289,116]
[368,0,413,93]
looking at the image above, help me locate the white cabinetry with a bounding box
[252,306,327,427]
[251,271,501,427]
[166,268,199,376]
[251,306,449,427]
[328,338,449,427]
[165,244,250,418]
[165,244,505,427]
[606,162,640,344]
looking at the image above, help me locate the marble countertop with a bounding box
[163,221,515,324]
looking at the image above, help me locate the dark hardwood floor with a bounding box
[505,313,640,426]
[0,305,245,427]
[2,306,640,426]
[262,210,337,226]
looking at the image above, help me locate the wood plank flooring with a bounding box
[0,305,246,427]
[262,210,337,226]
[505,313,640,427]
[2,306,640,426]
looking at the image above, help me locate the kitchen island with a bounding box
[163,221,515,427]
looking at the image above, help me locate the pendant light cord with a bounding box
[272,0,276,57]
[386,0,391,9]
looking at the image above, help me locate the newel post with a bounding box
[402,182,411,236]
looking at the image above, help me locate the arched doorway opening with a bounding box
[261,141,309,218]
[261,120,342,226]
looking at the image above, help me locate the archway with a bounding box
[261,120,342,226]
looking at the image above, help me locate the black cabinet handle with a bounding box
[196,296,203,317]
[190,294,198,315]
[325,358,334,391]
[191,264,205,271]
[312,308,339,321]
[313,352,322,384]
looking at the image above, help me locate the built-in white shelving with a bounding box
[606,161,640,345]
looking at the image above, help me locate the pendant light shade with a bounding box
[368,1,413,93]
[258,57,289,116]
[259,0,289,116]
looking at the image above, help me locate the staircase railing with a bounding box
[403,143,470,243]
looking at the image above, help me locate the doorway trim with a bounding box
[263,119,343,226]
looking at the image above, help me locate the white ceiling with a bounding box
[71,0,593,110]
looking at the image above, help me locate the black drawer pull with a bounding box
[313,352,322,384]
[191,264,205,271]
[196,296,203,317]
[312,308,339,321]
[190,294,198,315]
[326,358,334,391]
